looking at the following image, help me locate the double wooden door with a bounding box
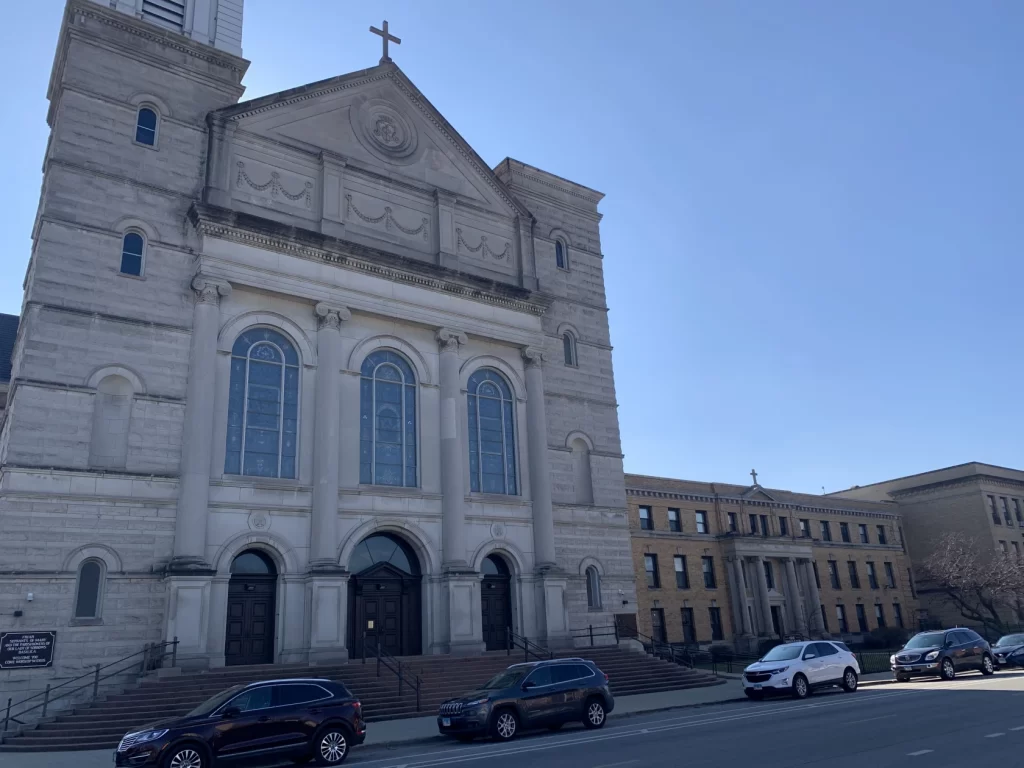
[350,563,421,658]
[225,576,276,666]
[481,575,512,651]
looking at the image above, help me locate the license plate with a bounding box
[753,684,762,690]
[442,718,451,727]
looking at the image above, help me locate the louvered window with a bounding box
[143,0,187,32]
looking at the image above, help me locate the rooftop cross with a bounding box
[369,20,401,64]
[750,469,758,485]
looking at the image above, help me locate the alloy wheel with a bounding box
[169,749,202,768]
[983,655,994,674]
[844,670,858,691]
[320,731,347,763]
[588,702,605,726]
[794,676,808,698]
[942,659,955,680]
[496,712,517,739]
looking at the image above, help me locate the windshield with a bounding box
[480,669,526,690]
[760,645,803,662]
[904,632,945,649]
[995,634,1024,647]
[186,685,245,717]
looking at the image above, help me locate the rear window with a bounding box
[832,641,852,653]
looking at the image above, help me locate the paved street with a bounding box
[346,672,1024,768]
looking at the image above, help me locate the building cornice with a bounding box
[888,474,1024,499]
[627,487,901,521]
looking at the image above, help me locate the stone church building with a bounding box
[0,0,636,684]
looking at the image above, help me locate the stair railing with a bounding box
[361,631,422,712]
[2,638,178,741]
[634,631,700,670]
[505,628,553,663]
[570,624,619,647]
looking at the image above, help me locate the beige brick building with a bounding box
[626,474,917,651]
[832,462,1024,630]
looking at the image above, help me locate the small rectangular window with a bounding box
[812,561,821,589]
[702,556,716,588]
[728,512,738,532]
[668,508,681,533]
[708,607,723,641]
[847,561,861,589]
[855,604,868,633]
[674,555,689,589]
[840,522,850,543]
[828,561,841,589]
[639,506,653,530]
[650,608,666,643]
[763,561,775,590]
[681,607,696,643]
[820,521,832,541]
[876,525,887,544]
[1001,498,1013,527]
[884,561,896,588]
[836,604,849,633]
[989,495,1001,525]
[779,517,788,537]
[644,554,660,588]
[859,524,869,543]
[1015,499,1024,526]
[893,602,904,628]
[799,519,810,538]
[874,604,886,628]
[760,514,769,537]
[749,514,759,535]
[866,562,879,589]
[695,511,709,534]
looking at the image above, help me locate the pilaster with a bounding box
[320,152,348,239]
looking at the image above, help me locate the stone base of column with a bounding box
[306,571,350,664]
[164,573,215,670]
[534,570,573,649]
[442,571,485,655]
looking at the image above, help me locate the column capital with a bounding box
[314,302,351,330]
[436,327,468,353]
[522,346,544,368]
[191,275,231,305]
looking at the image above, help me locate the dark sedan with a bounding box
[992,633,1024,669]
[114,678,365,767]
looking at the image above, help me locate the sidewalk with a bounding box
[0,681,747,768]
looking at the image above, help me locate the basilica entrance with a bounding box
[481,554,513,651]
[348,533,422,658]
[225,550,277,666]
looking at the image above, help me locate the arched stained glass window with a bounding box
[348,533,420,576]
[359,350,417,487]
[135,107,158,146]
[467,368,517,495]
[120,232,145,276]
[225,328,300,479]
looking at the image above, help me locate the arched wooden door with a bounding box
[225,550,277,666]
[481,554,513,651]
[348,533,422,658]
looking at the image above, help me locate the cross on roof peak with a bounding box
[369,20,401,64]
[750,469,759,485]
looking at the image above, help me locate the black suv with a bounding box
[437,658,613,742]
[114,678,365,768]
[891,629,996,682]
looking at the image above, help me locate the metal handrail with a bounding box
[2,638,178,738]
[634,631,698,669]
[570,624,620,647]
[506,629,552,662]
[360,632,421,712]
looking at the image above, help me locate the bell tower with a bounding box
[83,0,243,55]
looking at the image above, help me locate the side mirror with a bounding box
[521,681,536,691]
[221,707,241,719]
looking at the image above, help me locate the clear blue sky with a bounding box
[2,1,1021,493]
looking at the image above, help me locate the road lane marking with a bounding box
[592,761,639,768]
[845,715,887,725]
[908,750,933,756]
[1012,726,1024,731]
[985,732,1005,738]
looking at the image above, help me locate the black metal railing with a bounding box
[2,638,178,739]
[570,624,620,647]
[506,629,553,663]
[360,632,422,712]
[634,631,698,669]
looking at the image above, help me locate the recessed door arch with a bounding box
[225,549,277,666]
[481,553,513,651]
[348,533,422,658]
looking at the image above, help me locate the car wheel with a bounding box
[940,658,955,680]
[791,673,809,699]
[842,668,858,692]
[314,726,351,766]
[492,709,519,741]
[164,744,207,768]
[744,690,764,701]
[583,697,606,729]
[896,674,911,683]
[981,654,995,675]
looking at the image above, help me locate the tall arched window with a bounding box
[555,240,567,270]
[225,328,300,479]
[562,333,577,367]
[89,374,134,469]
[135,106,158,146]
[467,369,517,495]
[74,559,104,619]
[586,566,602,609]
[359,350,417,487]
[120,232,145,276]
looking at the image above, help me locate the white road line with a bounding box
[985,732,1005,738]
[908,749,933,756]
[845,715,887,726]
[1011,725,1024,731]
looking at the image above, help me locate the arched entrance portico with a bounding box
[225,549,277,666]
[481,554,513,651]
[348,533,422,658]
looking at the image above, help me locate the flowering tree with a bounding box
[920,533,1024,638]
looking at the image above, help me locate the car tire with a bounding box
[491,709,519,742]
[744,690,764,701]
[981,654,995,675]
[163,743,208,768]
[583,697,606,730]
[791,673,810,699]
[314,725,352,766]
[842,668,858,693]
[940,658,956,681]
[896,674,911,683]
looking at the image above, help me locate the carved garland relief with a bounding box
[236,161,313,209]
[345,194,429,241]
[455,228,512,261]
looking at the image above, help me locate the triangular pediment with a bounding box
[742,486,777,502]
[216,63,524,218]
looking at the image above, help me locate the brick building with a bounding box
[626,474,917,651]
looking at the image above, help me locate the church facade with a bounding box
[0,0,636,686]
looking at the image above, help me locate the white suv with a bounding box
[743,641,860,699]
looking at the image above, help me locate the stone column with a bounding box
[309,303,350,570]
[171,275,230,570]
[726,557,747,641]
[784,558,808,637]
[522,347,557,568]
[732,557,754,635]
[752,556,773,636]
[802,559,827,636]
[436,328,469,569]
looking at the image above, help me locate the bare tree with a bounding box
[920,533,1024,638]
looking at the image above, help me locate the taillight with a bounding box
[604,673,609,683]
[354,701,362,715]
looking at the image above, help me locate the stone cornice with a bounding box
[188,203,550,317]
[627,487,902,521]
[495,158,604,206]
[888,474,1024,499]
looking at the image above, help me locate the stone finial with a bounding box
[191,275,231,305]
[522,346,544,367]
[314,302,351,331]
[436,328,468,353]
